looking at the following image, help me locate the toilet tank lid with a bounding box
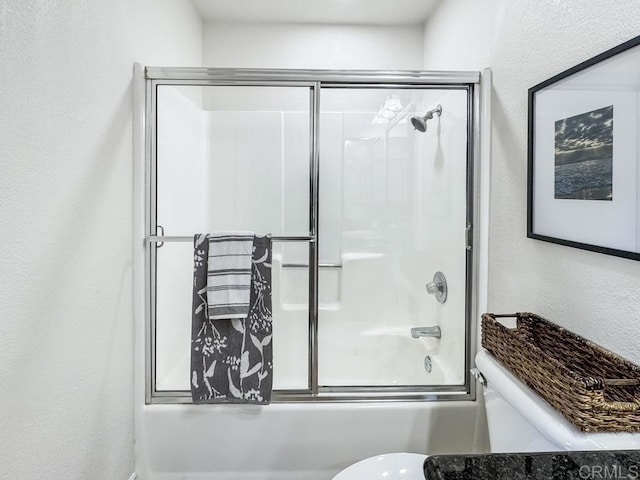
[475,349,640,450]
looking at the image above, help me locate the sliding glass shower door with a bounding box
[317,87,469,388]
[153,84,313,393]
[146,69,478,402]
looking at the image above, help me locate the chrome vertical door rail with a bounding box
[465,84,476,400]
[146,80,158,404]
[308,83,321,394]
[468,75,486,402]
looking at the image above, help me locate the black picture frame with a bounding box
[527,34,640,261]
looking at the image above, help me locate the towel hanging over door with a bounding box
[191,233,273,404]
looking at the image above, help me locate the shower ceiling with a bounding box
[190,0,441,25]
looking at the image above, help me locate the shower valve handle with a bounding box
[425,282,443,295]
[425,271,447,304]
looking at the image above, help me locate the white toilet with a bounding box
[476,349,640,452]
[332,452,427,480]
[332,349,640,480]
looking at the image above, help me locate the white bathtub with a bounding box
[136,400,485,480]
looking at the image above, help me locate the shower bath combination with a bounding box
[411,104,442,132]
[139,65,482,480]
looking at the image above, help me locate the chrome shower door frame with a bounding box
[143,67,482,404]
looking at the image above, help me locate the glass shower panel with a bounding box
[155,241,193,391]
[154,85,311,392]
[155,241,309,391]
[271,241,310,390]
[317,88,469,387]
[156,85,311,236]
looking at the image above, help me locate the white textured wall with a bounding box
[0,1,201,478]
[423,0,640,363]
[203,22,424,69]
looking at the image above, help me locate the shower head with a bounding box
[410,116,428,132]
[411,104,442,133]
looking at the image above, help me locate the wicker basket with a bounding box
[481,312,640,432]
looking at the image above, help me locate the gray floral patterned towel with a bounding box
[191,233,273,404]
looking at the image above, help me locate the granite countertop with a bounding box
[424,451,640,480]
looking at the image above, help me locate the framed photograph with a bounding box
[528,35,640,261]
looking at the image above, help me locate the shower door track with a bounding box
[144,67,481,404]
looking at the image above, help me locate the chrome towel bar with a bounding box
[146,235,315,244]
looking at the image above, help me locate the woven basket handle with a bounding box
[602,379,640,386]
[598,379,640,411]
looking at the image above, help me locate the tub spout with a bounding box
[410,326,441,339]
